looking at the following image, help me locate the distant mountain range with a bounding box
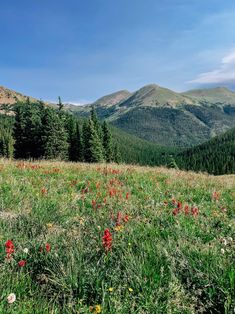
[70,84,235,147]
[1,84,235,147]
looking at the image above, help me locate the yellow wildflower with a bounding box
[89,305,102,313]
[114,225,124,232]
[128,287,133,292]
[108,287,113,292]
[46,223,53,229]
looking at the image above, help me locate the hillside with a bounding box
[0,159,234,313]
[177,127,235,175]
[111,126,179,166]
[183,87,235,105]
[71,84,235,147]
[0,86,37,105]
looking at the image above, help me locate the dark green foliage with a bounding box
[65,114,83,161]
[102,121,113,162]
[41,107,69,160]
[111,126,179,166]
[177,127,235,175]
[85,119,104,163]
[58,96,64,111]
[0,126,14,158]
[14,99,44,158]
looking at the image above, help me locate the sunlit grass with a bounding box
[0,159,234,313]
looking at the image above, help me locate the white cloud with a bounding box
[189,49,235,84]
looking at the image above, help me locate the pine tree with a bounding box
[58,96,64,111]
[14,100,44,159]
[42,108,69,160]
[91,106,103,140]
[0,127,15,158]
[102,120,113,162]
[113,143,121,164]
[82,119,104,162]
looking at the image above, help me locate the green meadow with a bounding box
[0,160,234,313]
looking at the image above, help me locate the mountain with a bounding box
[177,127,235,175]
[71,84,235,147]
[183,87,235,105]
[0,86,37,105]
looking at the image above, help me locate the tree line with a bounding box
[0,99,120,163]
[176,127,235,175]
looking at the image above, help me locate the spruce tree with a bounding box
[82,119,104,163]
[113,143,121,164]
[0,128,15,158]
[42,107,69,160]
[14,100,43,159]
[58,96,64,111]
[102,120,113,162]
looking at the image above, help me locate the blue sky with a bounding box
[1,0,235,103]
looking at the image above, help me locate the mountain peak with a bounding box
[93,90,132,107]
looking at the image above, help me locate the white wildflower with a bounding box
[7,293,16,304]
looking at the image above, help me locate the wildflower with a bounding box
[45,243,51,252]
[128,287,133,292]
[123,215,129,223]
[172,208,179,216]
[18,260,26,267]
[116,211,122,226]
[228,237,233,242]
[221,248,225,254]
[94,305,102,313]
[212,191,220,201]
[126,192,130,200]
[177,201,182,210]
[46,223,53,229]
[114,225,124,232]
[221,238,227,246]
[5,240,14,259]
[89,305,102,313]
[191,207,199,216]
[7,293,16,304]
[23,248,29,254]
[108,287,113,292]
[102,229,112,252]
[184,205,189,215]
[92,199,96,208]
[41,187,47,195]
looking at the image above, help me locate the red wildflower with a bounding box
[92,199,96,208]
[123,215,129,223]
[5,240,14,259]
[212,191,220,201]
[41,187,47,195]
[184,205,189,215]
[177,201,182,210]
[18,260,26,267]
[173,208,179,216]
[191,207,199,216]
[126,192,130,200]
[116,211,122,226]
[102,229,112,252]
[45,243,51,252]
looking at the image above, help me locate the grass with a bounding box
[0,159,234,313]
